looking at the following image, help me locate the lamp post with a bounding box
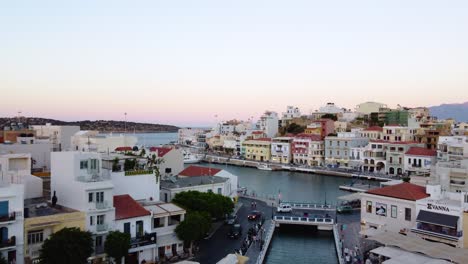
[271,202,274,219]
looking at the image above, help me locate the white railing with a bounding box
[282,202,335,210]
[255,221,275,264]
[274,216,334,225]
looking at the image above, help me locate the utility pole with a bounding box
[124,112,127,133]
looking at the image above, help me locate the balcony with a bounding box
[76,173,110,182]
[0,236,16,249]
[450,180,465,186]
[96,223,109,232]
[411,228,462,242]
[0,212,16,223]
[95,201,111,210]
[130,232,157,249]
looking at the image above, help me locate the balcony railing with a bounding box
[130,232,157,248]
[96,223,109,232]
[0,236,16,249]
[125,170,153,176]
[411,228,462,242]
[95,201,110,210]
[0,212,16,223]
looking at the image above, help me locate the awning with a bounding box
[416,210,459,229]
[338,193,362,201]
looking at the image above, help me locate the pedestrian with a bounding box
[254,201,257,208]
[251,202,254,208]
[344,247,349,255]
[345,254,351,264]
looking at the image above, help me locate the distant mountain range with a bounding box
[429,102,468,122]
[0,117,179,133]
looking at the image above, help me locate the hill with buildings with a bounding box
[0,117,179,133]
[429,102,468,121]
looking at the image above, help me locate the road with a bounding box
[194,197,273,264]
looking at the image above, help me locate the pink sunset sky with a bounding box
[1,1,467,126]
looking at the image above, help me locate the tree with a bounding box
[139,148,146,157]
[39,227,93,264]
[104,231,131,264]
[175,211,211,255]
[321,114,338,121]
[147,154,165,182]
[0,255,7,264]
[172,191,234,219]
[285,123,305,134]
[402,176,411,183]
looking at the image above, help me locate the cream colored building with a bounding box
[242,138,272,162]
[355,102,387,115]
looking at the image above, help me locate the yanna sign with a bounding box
[427,203,450,212]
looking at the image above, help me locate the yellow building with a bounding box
[23,199,85,263]
[242,138,271,162]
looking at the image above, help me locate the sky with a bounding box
[1,0,468,126]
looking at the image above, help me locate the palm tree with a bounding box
[147,154,165,183]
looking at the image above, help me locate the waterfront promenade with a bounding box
[203,154,397,182]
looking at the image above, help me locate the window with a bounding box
[165,168,172,174]
[154,217,165,228]
[90,159,99,170]
[464,194,468,204]
[366,201,372,213]
[88,193,93,203]
[90,216,94,226]
[217,188,222,194]
[95,235,103,248]
[97,215,105,225]
[96,192,104,203]
[207,189,213,193]
[408,158,411,164]
[28,231,44,245]
[136,220,144,237]
[391,205,397,218]
[80,160,88,169]
[124,222,130,235]
[405,208,411,221]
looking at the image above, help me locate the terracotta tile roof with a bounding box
[364,126,383,132]
[115,146,133,151]
[179,165,222,177]
[405,147,437,157]
[149,147,172,157]
[294,134,323,141]
[366,182,429,201]
[252,131,264,135]
[245,138,272,142]
[114,194,151,220]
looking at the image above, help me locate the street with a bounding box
[194,197,273,264]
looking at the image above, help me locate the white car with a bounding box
[277,203,292,213]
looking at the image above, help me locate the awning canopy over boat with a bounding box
[416,210,459,229]
[338,193,362,201]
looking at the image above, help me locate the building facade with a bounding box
[270,137,293,164]
[242,138,272,162]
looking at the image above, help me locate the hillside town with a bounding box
[2,101,468,264]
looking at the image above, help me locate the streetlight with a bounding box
[271,202,274,219]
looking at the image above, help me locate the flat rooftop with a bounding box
[24,197,78,218]
[160,175,228,189]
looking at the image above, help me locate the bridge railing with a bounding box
[283,202,336,210]
[274,216,334,224]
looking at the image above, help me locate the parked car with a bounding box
[228,224,243,239]
[247,210,262,221]
[225,213,237,225]
[337,205,353,214]
[277,203,292,213]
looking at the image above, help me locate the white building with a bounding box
[178,128,205,146]
[160,176,230,203]
[148,147,184,179]
[113,194,157,263]
[318,102,345,114]
[404,147,437,176]
[51,152,115,257]
[282,106,301,120]
[256,111,279,138]
[437,136,468,162]
[0,153,43,199]
[71,131,137,153]
[0,140,53,171]
[31,123,80,151]
[360,182,429,236]
[271,137,293,164]
[0,179,25,264]
[143,202,186,260]
[173,165,238,198]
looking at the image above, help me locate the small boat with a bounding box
[183,152,202,164]
[257,164,273,171]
